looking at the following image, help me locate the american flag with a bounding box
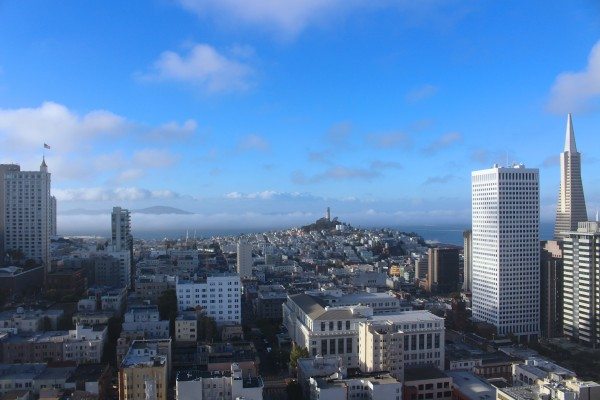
[44,143,51,149]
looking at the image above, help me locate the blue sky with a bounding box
[1,0,600,233]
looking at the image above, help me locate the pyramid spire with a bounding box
[564,113,577,153]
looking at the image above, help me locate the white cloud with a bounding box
[133,149,179,168]
[422,132,462,154]
[405,84,438,103]
[366,132,411,149]
[54,187,180,202]
[237,134,270,152]
[116,169,145,182]
[142,43,254,93]
[147,120,198,141]
[0,101,127,152]
[293,166,380,184]
[548,40,600,114]
[176,0,352,37]
[225,191,311,200]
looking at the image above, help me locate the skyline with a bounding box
[1,1,600,233]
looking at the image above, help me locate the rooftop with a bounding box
[446,371,496,400]
[404,366,449,382]
[369,310,444,324]
[498,385,540,400]
[65,364,109,384]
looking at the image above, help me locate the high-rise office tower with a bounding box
[472,164,540,341]
[0,164,21,259]
[462,229,473,292]
[326,207,331,221]
[236,241,253,278]
[3,159,51,270]
[426,247,460,294]
[562,222,600,348]
[554,114,587,239]
[540,240,563,339]
[49,195,57,236]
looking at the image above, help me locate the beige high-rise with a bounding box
[3,159,51,270]
[554,114,588,239]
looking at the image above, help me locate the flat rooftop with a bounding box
[405,366,449,382]
[498,386,540,400]
[369,310,444,324]
[446,371,496,400]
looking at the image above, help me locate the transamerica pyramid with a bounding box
[554,113,588,239]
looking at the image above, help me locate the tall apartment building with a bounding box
[426,247,460,294]
[563,222,600,348]
[2,159,52,270]
[471,164,540,341]
[176,273,241,325]
[358,319,404,380]
[540,240,563,338]
[49,195,57,236]
[555,114,588,240]
[106,249,131,289]
[415,256,428,281]
[463,229,472,292]
[0,164,20,259]
[237,241,253,279]
[110,206,133,288]
[111,206,132,251]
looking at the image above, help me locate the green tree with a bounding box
[41,316,52,331]
[198,315,218,342]
[158,289,178,336]
[289,345,309,369]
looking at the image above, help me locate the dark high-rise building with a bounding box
[426,247,460,294]
[0,164,20,261]
[554,114,588,239]
[540,240,563,339]
[462,229,472,292]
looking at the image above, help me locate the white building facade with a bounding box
[176,363,263,400]
[237,241,253,279]
[471,165,540,340]
[3,160,52,269]
[284,293,444,370]
[176,274,241,325]
[563,222,600,348]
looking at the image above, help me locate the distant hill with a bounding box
[302,217,341,232]
[133,206,193,215]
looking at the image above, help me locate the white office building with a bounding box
[176,274,241,325]
[562,221,600,348]
[237,241,253,278]
[284,292,444,370]
[471,164,540,340]
[2,159,52,270]
[309,374,402,400]
[176,363,263,400]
